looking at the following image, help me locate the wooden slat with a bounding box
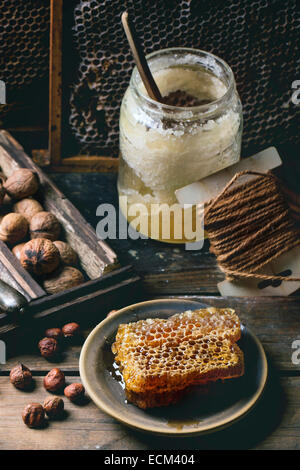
[51,156,119,173]
[143,265,223,294]
[0,268,140,346]
[49,0,63,166]
[0,241,45,300]
[0,375,298,450]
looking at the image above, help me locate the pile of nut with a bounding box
[38,322,81,360]
[10,322,85,429]
[0,168,85,294]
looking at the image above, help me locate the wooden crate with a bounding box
[0,130,139,346]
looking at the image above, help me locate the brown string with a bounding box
[204,170,300,282]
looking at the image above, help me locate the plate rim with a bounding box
[79,298,268,437]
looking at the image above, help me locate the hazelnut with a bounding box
[12,242,26,260]
[38,337,59,359]
[43,266,84,294]
[0,213,28,244]
[30,211,60,241]
[62,322,80,339]
[4,169,39,200]
[53,241,78,266]
[20,238,60,276]
[13,198,43,223]
[22,403,45,428]
[10,363,33,390]
[107,309,118,318]
[43,396,64,419]
[45,327,63,341]
[44,368,65,392]
[64,383,85,402]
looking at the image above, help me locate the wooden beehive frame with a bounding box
[48,0,118,172]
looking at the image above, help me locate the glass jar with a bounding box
[118,48,243,243]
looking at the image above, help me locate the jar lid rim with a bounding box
[131,47,235,114]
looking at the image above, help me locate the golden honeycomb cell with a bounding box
[112,308,244,408]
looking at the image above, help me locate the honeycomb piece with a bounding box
[112,308,244,397]
[126,381,211,409]
[171,308,241,343]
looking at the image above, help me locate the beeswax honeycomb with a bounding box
[112,308,244,408]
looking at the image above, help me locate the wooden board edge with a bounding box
[49,156,119,173]
[49,0,63,166]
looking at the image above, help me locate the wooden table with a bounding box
[1,172,300,450]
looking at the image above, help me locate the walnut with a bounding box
[43,396,64,419]
[43,266,84,294]
[0,213,28,244]
[53,241,78,266]
[4,169,39,200]
[30,211,61,241]
[10,363,33,390]
[38,337,59,359]
[64,383,85,402]
[13,198,43,223]
[12,242,26,260]
[44,368,65,392]
[22,403,45,428]
[20,238,60,276]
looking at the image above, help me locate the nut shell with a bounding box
[38,337,59,359]
[20,238,60,276]
[4,169,39,200]
[43,396,64,419]
[10,363,33,390]
[44,368,65,392]
[53,241,78,266]
[0,213,28,244]
[12,242,26,260]
[22,403,45,428]
[30,211,60,241]
[62,322,80,338]
[43,266,84,294]
[13,198,43,223]
[64,383,85,402]
[45,327,63,341]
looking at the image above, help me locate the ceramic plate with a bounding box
[79,299,268,437]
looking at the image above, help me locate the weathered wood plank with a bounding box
[49,0,63,166]
[0,375,298,450]
[1,295,299,372]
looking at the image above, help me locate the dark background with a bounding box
[0,0,299,162]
